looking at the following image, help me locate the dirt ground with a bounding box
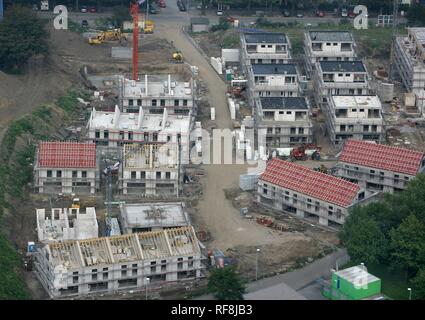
[191,163,339,280]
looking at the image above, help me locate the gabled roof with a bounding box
[38,142,96,168]
[259,158,360,207]
[252,64,297,75]
[339,139,424,176]
[319,60,366,73]
[260,97,308,110]
[244,32,287,44]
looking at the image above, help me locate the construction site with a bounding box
[2,1,425,301]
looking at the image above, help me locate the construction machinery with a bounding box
[290,144,321,161]
[314,164,328,174]
[71,198,80,209]
[88,29,127,45]
[172,51,184,63]
[143,20,155,34]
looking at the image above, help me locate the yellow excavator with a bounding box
[88,29,127,45]
[172,51,184,63]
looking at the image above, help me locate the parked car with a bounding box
[149,7,157,14]
[282,10,290,17]
[296,12,304,18]
[316,10,325,17]
[226,16,236,23]
[341,8,348,17]
[32,4,38,10]
[158,0,166,8]
[81,20,89,28]
[80,6,88,13]
[89,6,97,13]
[217,10,223,16]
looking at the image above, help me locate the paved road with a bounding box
[37,5,406,28]
[195,248,348,300]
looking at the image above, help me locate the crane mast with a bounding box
[130,1,139,81]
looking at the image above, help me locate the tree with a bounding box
[407,4,425,27]
[389,214,425,275]
[340,206,389,265]
[0,6,49,71]
[207,266,246,300]
[412,268,425,300]
[112,5,131,29]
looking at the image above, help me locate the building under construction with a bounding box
[36,207,99,243]
[87,106,191,164]
[394,27,425,114]
[119,202,190,233]
[120,143,180,196]
[34,226,205,298]
[118,75,194,115]
[33,141,100,194]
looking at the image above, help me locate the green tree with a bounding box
[112,5,131,28]
[412,268,425,300]
[340,206,389,265]
[0,234,30,299]
[0,6,49,71]
[407,4,425,27]
[207,266,246,300]
[389,214,425,275]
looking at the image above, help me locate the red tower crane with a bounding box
[130,1,139,81]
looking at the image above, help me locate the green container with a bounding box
[226,70,233,81]
[327,266,381,300]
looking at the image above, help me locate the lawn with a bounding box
[342,261,410,300]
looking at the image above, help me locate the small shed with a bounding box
[190,17,209,33]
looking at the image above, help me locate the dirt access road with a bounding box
[154,4,302,250]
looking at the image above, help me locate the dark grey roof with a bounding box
[190,17,209,25]
[320,61,366,73]
[252,64,297,75]
[244,32,287,44]
[309,31,354,42]
[260,97,308,110]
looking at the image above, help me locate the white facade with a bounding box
[325,95,384,145]
[119,75,194,114]
[304,31,357,77]
[121,143,180,196]
[36,207,98,243]
[240,32,292,66]
[394,28,425,114]
[248,64,300,99]
[34,227,204,298]
[256,97,313,148]
[313,61,370,107]
[87,106,191,164]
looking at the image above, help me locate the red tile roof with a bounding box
[38,142,96,168]
[339,139,424,176]
[259,158,360,208]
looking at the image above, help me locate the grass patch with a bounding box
[221,32,240,49]
[342,261,410,300]
[68,20,84,34]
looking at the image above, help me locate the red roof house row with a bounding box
[259,158,360,208]
[37,141,97,168]
[339,139,424,176]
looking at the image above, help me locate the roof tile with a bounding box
[259,158,360,207]
[339,139,424,176]
[38,142,96,168]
